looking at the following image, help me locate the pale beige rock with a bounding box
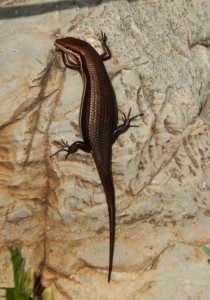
[0,0,210,299]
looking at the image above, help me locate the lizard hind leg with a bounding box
[112,108,143,143]
[51,139,91,159]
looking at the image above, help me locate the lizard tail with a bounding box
[95,162,115,282]
[107,190,115,283]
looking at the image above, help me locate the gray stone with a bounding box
[0,0,210,299]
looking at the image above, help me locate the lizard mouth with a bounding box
[54,41,65,52]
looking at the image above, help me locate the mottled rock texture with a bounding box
[1,0,210,299]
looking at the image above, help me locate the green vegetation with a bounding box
[203,245,210,258]
[1,247,54,300]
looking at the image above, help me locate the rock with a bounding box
[0,0,210,299]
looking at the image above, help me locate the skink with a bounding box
[52,32,142,282]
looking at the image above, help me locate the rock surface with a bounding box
[0,0,210,299]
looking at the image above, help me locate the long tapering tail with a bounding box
[107,193,115,282]
[94,157,115,282]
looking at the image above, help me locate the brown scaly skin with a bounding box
[51,32,142,282]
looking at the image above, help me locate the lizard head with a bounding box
[55,37,88,58]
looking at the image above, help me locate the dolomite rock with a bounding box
[0,0,210,299]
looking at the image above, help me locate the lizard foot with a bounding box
[122,108,143,128]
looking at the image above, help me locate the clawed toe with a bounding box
[129,124,139,128]
[99,31,107,44]
[51,139,70,158]
[50,148,63,158]
[130,113,143,122]
[122,108,143,126]
[53,140,62,146]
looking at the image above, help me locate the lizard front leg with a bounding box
[113,108,143,143]
[62,52,80,70]
[99,31,111,61]
[51,139,91,159]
